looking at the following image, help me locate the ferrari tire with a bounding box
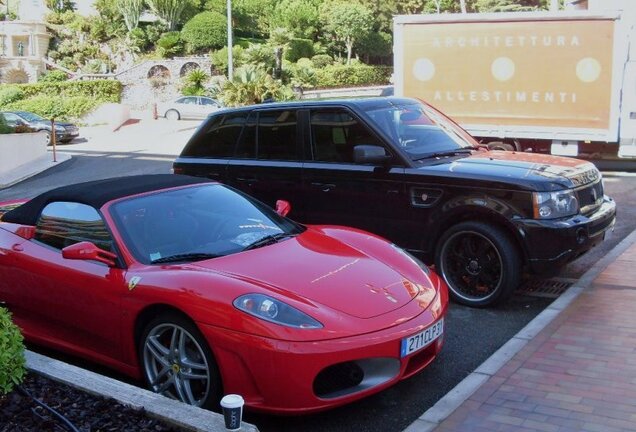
[165,109,180,121]
[139,313,221,409]
[435,221,520,307]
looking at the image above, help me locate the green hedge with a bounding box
[181,11,227,53]
[0,307,25,395]
[1,80,121,103]
[314,64,392,88]
[5,96,99,121]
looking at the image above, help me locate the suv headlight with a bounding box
[234,294,323,329]
[533,189,579,219]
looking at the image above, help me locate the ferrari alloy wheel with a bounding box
[165,109,180,121]
[435,221,520,307]
[140,314,220,408]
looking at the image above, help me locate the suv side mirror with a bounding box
[353,145,392,165]
[62,241,117,267]
[275,200,291,217]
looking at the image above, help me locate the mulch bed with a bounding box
[0,373,182,432]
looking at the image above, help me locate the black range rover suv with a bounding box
[173,97,616,307]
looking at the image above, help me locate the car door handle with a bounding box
[236,177,257,184]
[311,182,336,192]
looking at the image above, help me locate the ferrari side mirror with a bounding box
[275,200,291,217]
[62,241,117,267]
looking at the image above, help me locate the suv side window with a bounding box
[310,109,383,163]
[236,110,299,160]
[181,113,247,158]
[34,202,114,252]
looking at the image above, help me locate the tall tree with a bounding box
[270,0,320,39]
[116,0,144,32]
[269,27,293,78]
[146,0,187,30]
[321,1,374,64]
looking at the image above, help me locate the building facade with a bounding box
[0,21,51,83]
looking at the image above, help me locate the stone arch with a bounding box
[4,69,30,84]
[147,65,171,79]
[180,62,200,77]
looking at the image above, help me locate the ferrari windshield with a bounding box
[363,101,480,160]
[109,184,303,264]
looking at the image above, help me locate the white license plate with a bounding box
[401,318,444,358]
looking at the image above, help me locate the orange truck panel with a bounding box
[400,20,614,131]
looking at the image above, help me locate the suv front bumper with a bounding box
[515,196,616,275]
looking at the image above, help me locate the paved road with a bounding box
[1,140,634,432]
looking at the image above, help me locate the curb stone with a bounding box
[403,227,636,432]
[26,350,259,432]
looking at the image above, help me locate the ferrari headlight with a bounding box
[391,244,430,274]
[234,294,323,329]
[533,189,579,219]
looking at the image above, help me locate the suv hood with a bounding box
[419,150,598,191]
[192,229,425,319]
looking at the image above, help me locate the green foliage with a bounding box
[285,38,315,63]
[11,81,121,103]
[357,31,392,60]
[288,60,317,88]
[38,70,70,83]
[156,31,184,58]
[320,1,374,63]
[0,307,25,395]
[182,69,209,96]
[270,0,320,39]
[236,37,267,48]
[233,0,276,38]
[311,54,333,69]
[210,45,246,75]
[116,0,144,32]
[0,87,24,106]
[5,96,99,121]
[0,115,13,134]
[181,11,227,53]
[45,0,74,13]
[144,22,169,46]
[314,64,392,88]
[474,0,545,11]
[146,0,188,30]
[213,65,295,106]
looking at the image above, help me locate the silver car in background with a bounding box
[159,96,223,120]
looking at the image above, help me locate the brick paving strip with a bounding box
[405,229,636,432]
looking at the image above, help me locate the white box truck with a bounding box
[393,0,636,159]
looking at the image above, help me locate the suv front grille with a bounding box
[577,180,604,216]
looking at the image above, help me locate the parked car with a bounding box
[159,96,223,121]
[0,174,448,413]
[173,97,617,307]
[0,111,79,144]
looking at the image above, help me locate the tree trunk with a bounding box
[460,0,467,13]
[274,46,282,79]
[346,40,353,65]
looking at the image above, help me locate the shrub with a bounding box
[38,70,69,83]
[314,64,392,88]
[181,11,227,53]
[156,32,184,58]
[182,69,209,96]
[0,86,24,107]
[12,80,121,103]
[213,66,296,107]
[285,38,314,63]
[0,307,26,395]
[311,54,333,69]
[5,96,99,121]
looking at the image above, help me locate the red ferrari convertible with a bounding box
[0,175,448,414]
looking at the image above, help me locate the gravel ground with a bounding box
[0,373,182,432]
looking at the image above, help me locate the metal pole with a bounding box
[51,118,57,163]
[550,0,559,11]
[227,0,233,80]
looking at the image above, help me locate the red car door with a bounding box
[6,201,127,362]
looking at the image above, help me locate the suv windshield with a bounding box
[109,184,304,264]
[363,101,479,160]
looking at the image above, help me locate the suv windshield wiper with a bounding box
[415,148,474,160]
[152,252,221,264]
[243,233,296,251]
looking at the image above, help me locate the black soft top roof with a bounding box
[2,174,211,226]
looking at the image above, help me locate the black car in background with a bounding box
[0,111,79,144]
[173,97,616,307]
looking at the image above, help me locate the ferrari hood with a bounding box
[192,229,423,319]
